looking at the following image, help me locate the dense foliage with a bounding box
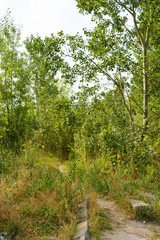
[0,4,160,238]
[0,4,160,166]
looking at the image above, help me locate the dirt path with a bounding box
[97,197,160,240]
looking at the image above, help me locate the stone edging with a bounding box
[72,200,92,240]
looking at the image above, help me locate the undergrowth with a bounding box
[67,155,160,222]
[1,140,160,239]
[0,147,83,240]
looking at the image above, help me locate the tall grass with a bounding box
[0,146,83,239]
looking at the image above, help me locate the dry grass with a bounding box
[0,153,83,240]
[89,192,100,230]
[88,191,112,240]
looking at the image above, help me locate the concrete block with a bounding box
[77,200,88,222]
[130,199,152,214]
[77,208,88,222]
[72,233,91,240]
[72,221,91,240]
[78,200,88,209]
[73,221,88,239]
[73,199,91,240]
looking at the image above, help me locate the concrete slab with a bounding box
[97,197,160,240]
[100,228,147,240]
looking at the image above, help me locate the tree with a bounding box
[0,11,26,147]
[73,0,160,138]
[66,28,134,124]
[0,11,21,126]
[0,12,36,147]
[24,34,75,157]
[24,34,62,117]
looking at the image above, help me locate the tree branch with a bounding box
[114,0,133,15]
[63,48,135,124]
[120,20,142,47]
[129,93,143,112]
[131,2,144,45]
[87,57,133,123]
[145,27,150,45]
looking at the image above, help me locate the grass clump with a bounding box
[88,192,112,240]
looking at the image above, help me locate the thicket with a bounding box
[0,2,160,238]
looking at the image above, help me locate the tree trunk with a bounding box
[141,45,148,140]
[34,76,39,118]
[4,71,10,126]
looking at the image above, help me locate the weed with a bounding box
[98,210,112,230]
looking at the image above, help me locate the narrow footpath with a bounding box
[97,197,160,240]
[56,162,160,240]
